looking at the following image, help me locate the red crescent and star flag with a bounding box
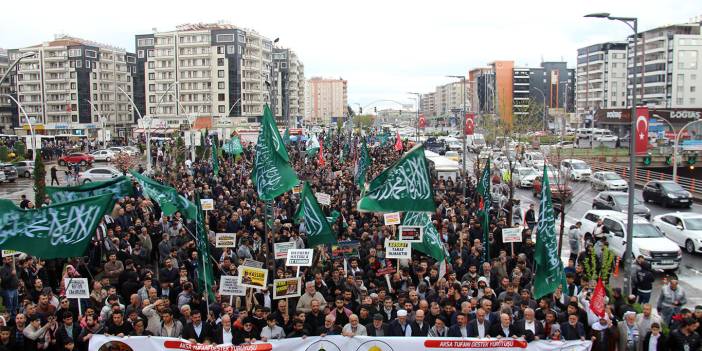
[635,107,649,155]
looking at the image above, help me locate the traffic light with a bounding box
[359,107,362,114]
[374,107,377,113]
[643,154,652,166]
[688,154,697,165]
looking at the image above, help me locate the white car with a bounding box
[581,210,682,271]
[78,167,122,183]
[108,146,126,155]
[653,213,702,254]
[560,159,592,181]
[513,167,539,188]
[591,171,628,192]
[524,152,546,169]
[91,149,116,162]
[122,146,140,156]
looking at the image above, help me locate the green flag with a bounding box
[306,135,320,157]
[222,137,243,155]
[130,171,196,219]
[46,176,133,203]
[283,128,290,145]
[211,140,219,176]
[294,182,336,247]
[0,194,114,259]
[476,158,492,261]
[533,164,567,299]
[357,144,435,213]
[354,138,370,189]
[404,211,448,262]
[194,194,215,300]
[252,105,299,201]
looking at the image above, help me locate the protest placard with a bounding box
[286,249,313,266]
[238,266,268,289]
[315,192,331,206]
[399,225,423,242]
[274,242,296,260]
[64,278,90,299]
[273,277,301,299]
[331,240,360,259]
[502,227,523,243]
[385,240,412,259]
[384,212,401,226]
[242,259,264,268]
[215,233,236,248]
[200,198,214,211]
[219,275,246,296]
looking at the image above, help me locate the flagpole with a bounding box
[196,205,211,316]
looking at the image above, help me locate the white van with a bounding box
[580,210,681,271]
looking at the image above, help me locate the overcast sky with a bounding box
[1,0,699,110]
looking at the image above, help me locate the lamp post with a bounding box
[447,75,468,199]
[407,92,421,142]
[586,12,638,295]
[0,52,36,86]
[1,94,35,151]
[117,86,150,173]
[86,99,109,148]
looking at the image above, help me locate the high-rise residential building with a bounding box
[489,60,515,125]
[135,23,303,127]
[528,62,575,112]
[9,36,136,136]
[304,77,347,125]
[576,42,628,124]
[469,67,493,114]
[272,48,305,126]
[0,49,13,133]
[420,92,436,118]
[627,22,702,108]
[512,67,531,119]
[435,81,469,117]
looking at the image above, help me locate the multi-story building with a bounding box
[512,67,531,118]
[627,22,702,108]
[528,62,575,112]
[435,81,469,117]
[576,42,628,124]
[489,60,515,125]
[470,68,495,114]
[9,36,136,136]
[304,77,347,126]
[420,92,436,118]
[272,48,305,126]
[0,49,13,133]
[135,23,287,128]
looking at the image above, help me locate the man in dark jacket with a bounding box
[667,318,701,350]
[388,310,412,336]
[560,314,585,341]
[514,308,544,342]
[0,257,19,316]
[55,312,82,351]
[182,310,212,343]
[488,313,519,338]
[447,313,469,337]
[411,309,430,337]
[366,314,390,337]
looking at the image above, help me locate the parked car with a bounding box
[560,159,592,181]
[59,153,94,166]
[78,167,122,183]
[653,212,702,254]
[581,210,681,271]
[524,152,546,169]
[108,146,126,155]
[513,167,539,188]
[642,180,693,208]
[533,173,573,203]
[444,151,461,162]
[0,171,5,183]
[425,138,448,155]
[12,160,34,178]
[91,149,116,162]
[0,163,18,182]
[122,146,140,156]
[592,191,651,220]
[590,171,628,192]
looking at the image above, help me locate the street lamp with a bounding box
[0,52,36,86]
[117,86,151,173]
[86,99,109,148]
[585,12,638,296]
[407,92,421,142]
[2,93,36,152]
[447,75,468,199]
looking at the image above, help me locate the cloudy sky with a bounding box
[1,0,699,110]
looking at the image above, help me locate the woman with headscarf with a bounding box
[59,265,80,297]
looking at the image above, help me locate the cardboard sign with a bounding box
[292,185,302,194]
[376,263,396,277]
[315,192,331,206]
[219,275,246,296]
[274,242,296,260]
[384,212,401,226]
[215,233,236,248]
[238,266,268,289]
[200,198,214,211]
[286,249,314,266]
[273,277,302,299]
[385,240,412,259]
[399,225,423,242]
[1,250,22,257]
[64,278,90,299]
[331,240,360,259]
[502,227,523,243]
[242,259,264,269]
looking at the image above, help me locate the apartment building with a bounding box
[420,92,436,118]
[305,77,347,126]
[8,36,136,136]
[512,67,531,118]
[627,22,702,108]
[272,48,305,126]
[469,67,495,114]
[435,81,469,117]
[576,42,628,123]
[0,50,12,133]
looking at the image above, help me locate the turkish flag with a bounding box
[418,114,426,129]
[590,278,606,318]
[394,132,403,152]
[635,107,649,155]
[318,137,325,167]
[465,113,475,135]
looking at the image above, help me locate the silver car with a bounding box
[13,160,34,178]
[590,171,628,192]
[78,167,121,184]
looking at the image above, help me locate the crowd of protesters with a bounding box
[0,131,700,351]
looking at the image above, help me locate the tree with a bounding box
[0,146,8,162]
[353,115,375,131]
[175,136,186,165]
[14,142,26,160]
[33,152,46,206]
[113,152,139,174]
[512,98,545,135]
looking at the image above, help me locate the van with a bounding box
[580,210,681,271]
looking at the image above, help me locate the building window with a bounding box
[219,105,225,113]
[218,70,225,78]
[149,96,156,103]
[237,33,246,43]
[677,97,684,105]
[68,49,82,57]
[148,61,154,69]
[216,34,234,43]
[218,82,225,89]
[678,51,698,70]
[137,38,154,47]
[227,45,235,54]
[691,98,697,104]
[149,73,155,80]
[147,50,154,57]
[218,93,225,101]
[85,50,97,58]
[149,84,155,92]
[138,50,144,58]
[691,86,696,93]
[217,46,225,54]
[217,58,224,66]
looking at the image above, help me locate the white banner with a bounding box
[502,227,523,243]
[286,249,313,266]
[274,242,296,260]
[89,335,592,351]
[219,275,246,296]
[64,278,90,299]
[315,192,331,206]
[216,233,237,248]
[385,240,412,259]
